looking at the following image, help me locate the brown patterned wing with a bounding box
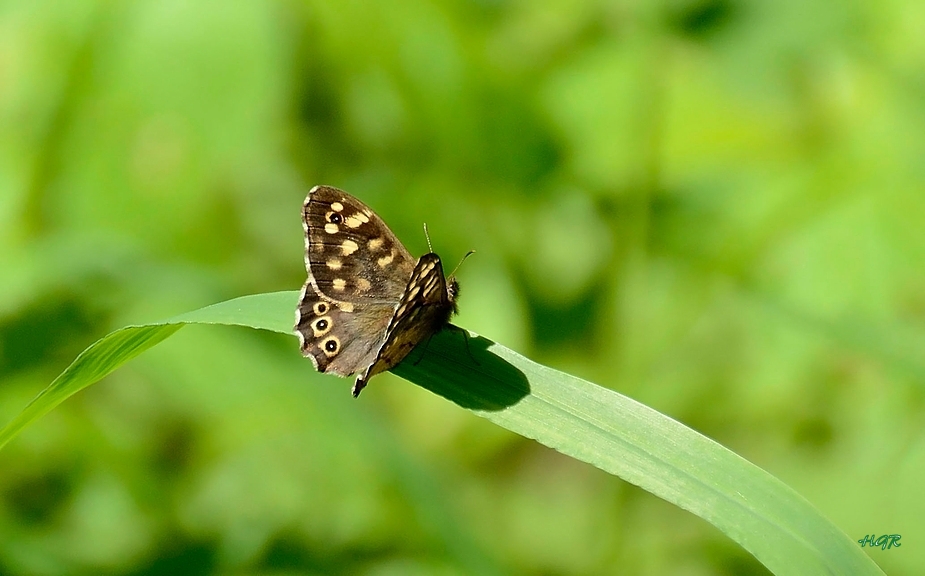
[295,185,416,378]
[351,253,458,397]
[302,185,414,301]
[295,283,394,377]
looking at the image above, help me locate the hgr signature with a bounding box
[857,534,901,550]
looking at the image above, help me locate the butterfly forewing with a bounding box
[352,254,456,396]
[302,186,414,300]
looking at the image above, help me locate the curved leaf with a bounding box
[0,291,884,576]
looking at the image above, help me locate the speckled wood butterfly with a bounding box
[294,185,460,397]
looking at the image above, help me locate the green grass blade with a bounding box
[0,291,884,575]
[0,292,293,451]
[0,324,183,450]
[398,331,885,575]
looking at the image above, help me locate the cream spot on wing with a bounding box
[344,213,369,228]
[324,223,339,234]
[363,208,373,217]
[377,250,395,267]
[357,278,371,292]
[341,240,359,256]
[368,237,384,251]
[332,278,347,291]
[338,301,354,313]
[327,258,342,270]
[331,201,344,212]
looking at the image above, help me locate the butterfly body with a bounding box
[295,185,459,396]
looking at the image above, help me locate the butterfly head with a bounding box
[447,277,460,314]
[445,249,473,315]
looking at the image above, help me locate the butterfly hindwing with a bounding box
[295,284,392,376]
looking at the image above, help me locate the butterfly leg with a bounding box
[411,325,480,367]
[447,324,479,366]
[412,332,436,367]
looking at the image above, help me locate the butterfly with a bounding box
[294,185,460,397]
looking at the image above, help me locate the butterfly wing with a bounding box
[295,185,416,377]
[352,253,456,396]
[295,287,392,376]
[302,185,415,300]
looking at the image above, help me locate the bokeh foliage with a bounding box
[1,0,923,574]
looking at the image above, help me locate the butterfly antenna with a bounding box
[450,250,476,277]
[423,223,434,253]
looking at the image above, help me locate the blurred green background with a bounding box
[1,0,924,574]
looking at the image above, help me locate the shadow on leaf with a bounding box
[392,325,529,411]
